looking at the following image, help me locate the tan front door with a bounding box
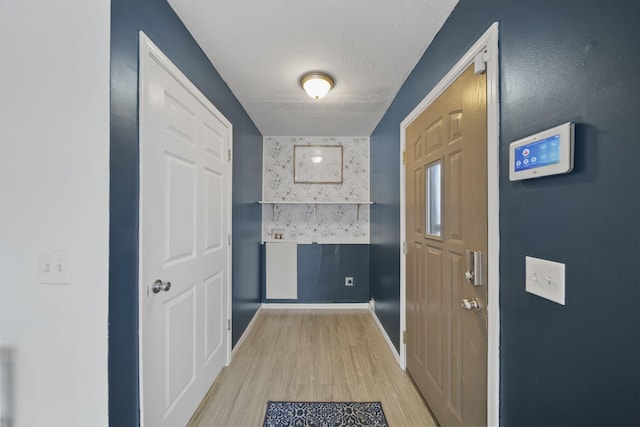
[405,64,488,427]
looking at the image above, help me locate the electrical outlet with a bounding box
[271,229,285,240]
[345,276,354,287]
[525,256,565,305]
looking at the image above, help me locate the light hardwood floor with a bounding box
[187,309,437,427]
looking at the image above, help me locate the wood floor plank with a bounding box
[187,309,436,427]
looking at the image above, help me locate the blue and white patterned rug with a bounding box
[263,401,389,427]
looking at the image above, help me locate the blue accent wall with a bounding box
[262,244,369,304]
[371,0,640,425]
[109,0,262,425]
[263,244,370,303]
[370,133,401,350]
[297,244,369,302]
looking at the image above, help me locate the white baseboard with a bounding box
[261,303,369,310]
[230,305,263,360]
[369,306,402,366]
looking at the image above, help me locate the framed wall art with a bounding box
[293,145,343,184]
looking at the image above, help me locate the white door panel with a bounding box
[139,33,231,427]
[204,170,224,253]
[203,272,225,362]
[165,289,197,409]
[166,154,197,264]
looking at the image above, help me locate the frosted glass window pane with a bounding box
[426,162,441,237]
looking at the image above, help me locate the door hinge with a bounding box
[228,234,231,246]
[228,149,232,162]
[402,241,407,254]
[474,50,489,75]
[402,330,407,344]
[402,150,407,165]
[227,319,231,331]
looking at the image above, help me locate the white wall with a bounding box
[0,1,110,426]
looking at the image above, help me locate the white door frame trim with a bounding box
[137,31,233,425]
[399,22,500,426]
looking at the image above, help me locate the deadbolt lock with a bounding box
[465,249,483,286]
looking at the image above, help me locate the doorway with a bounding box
[399,23,500,426]
[405,63,487,426]
[138,33,233,427]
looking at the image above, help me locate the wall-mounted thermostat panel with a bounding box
[509,122,574,181]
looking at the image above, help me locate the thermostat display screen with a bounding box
[514,134,561,172]
[509,121,574,181]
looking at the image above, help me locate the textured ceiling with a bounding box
[166,0,459,136]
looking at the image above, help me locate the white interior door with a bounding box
[139,33,232,427]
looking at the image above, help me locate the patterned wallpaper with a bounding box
[262,136,370,243]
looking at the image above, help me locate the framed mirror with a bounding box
[293,145,343,184]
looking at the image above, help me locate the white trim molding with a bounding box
[369,307,402,366]
[231,306,263,360]
[261,303,369,310]
[399,22,500,427]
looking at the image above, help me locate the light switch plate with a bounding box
[38,251,72,284]
[525,256,565,305]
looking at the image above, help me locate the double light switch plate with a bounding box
[38,251,72,284]
[525,256,565,305]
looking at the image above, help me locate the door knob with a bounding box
[461,298,482,311]
[152,279,171,294]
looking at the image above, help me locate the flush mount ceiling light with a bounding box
[300,72,334,100]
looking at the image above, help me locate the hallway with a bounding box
[187,309,436,427]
